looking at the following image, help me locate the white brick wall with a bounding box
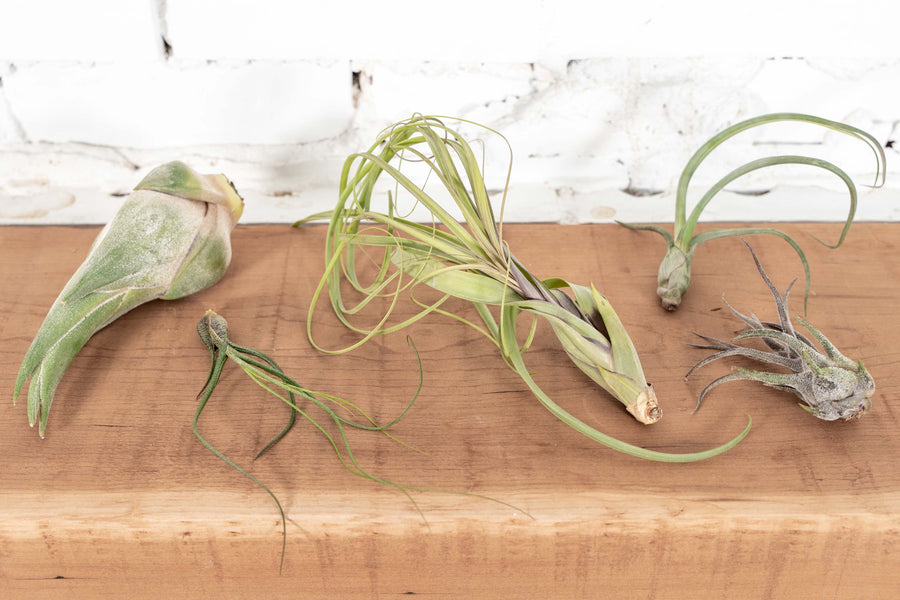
[0,0,161,62]
[1,1,899,224]
[4,61,353,146]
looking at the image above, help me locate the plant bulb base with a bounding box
[626,386,661,424]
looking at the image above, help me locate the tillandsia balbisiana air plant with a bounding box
[686,241,874,421]
[295,115,750,462]
[194,310,528,571]
[620,113,886,311]
[14,161,244,437]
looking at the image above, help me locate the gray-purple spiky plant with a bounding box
[686,242,874,421]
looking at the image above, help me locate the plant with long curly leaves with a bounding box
[620,113,886,311]
[296,115,750,463]
[193,310,527,572]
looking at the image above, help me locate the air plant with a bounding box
[620,113,886,311]
[14,161,244,437]
[296,115,749,462]
[686,242,874,421]
[195,310,416,572]
[194,310,526,571]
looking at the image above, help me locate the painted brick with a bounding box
[1,44,898,226]
[0,0,161,61]
[166,0,550,61]
[0,84,25,144]
[3,61,354,147]
[353,61,534,124]
[165,0,899,61]
[748,59,900,125]
[464,59,766,190]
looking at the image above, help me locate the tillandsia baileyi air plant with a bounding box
[194,310,414,572]
[295,115,750,462]
[14,161,244,437]
[620,113,886,311]
[194,310,527,571]
[686,242,874,421]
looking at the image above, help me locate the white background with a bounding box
[1,0,898,224]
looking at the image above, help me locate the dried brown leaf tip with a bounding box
[686,242,874,421]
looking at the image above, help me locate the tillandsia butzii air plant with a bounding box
[295,115,750,462]
[14,161,244,437]
[619,113,886,311]
[686,241,874,421]
[194,310,528,572]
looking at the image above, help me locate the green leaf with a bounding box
[497,306,750,462]
[689,227,811,314]
[390,247,523,305]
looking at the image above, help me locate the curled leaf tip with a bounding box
[136,161,245,224]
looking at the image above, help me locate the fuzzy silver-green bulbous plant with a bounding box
[621,113,886,311]
[687,242,874,421]
[14,161,244,437]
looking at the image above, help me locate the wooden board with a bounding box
[1,223,898,598]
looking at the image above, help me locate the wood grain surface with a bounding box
[1,223,898,599]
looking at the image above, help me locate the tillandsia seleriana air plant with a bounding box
[686,242,874,421]
[194,310,527,572]
[620,113,886,311]
[295,115,750,462]
[14,162,244,437]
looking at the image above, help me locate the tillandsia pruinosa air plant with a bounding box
[686,242,874,421]
[194,310,527,572]
[14,161,244,437]
[620,113,886,311]
[295,115,750,462]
